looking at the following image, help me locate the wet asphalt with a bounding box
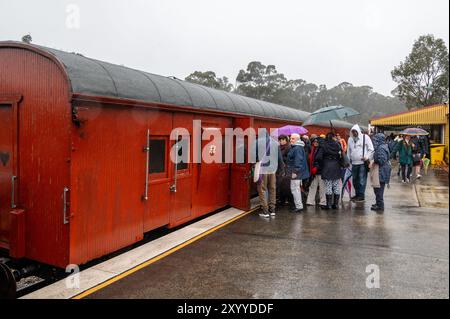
[87,166,449,299]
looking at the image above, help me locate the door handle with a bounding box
[171,130,179,193]
[143,129,150,201]
[63,187,70,224]
[11,176,17,209]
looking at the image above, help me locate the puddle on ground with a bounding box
[416,185,449,209]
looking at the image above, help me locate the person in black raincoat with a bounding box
[306,136,327,208]
[315,132,342,210]
[276,135,293,207]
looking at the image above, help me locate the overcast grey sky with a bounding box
[1,0,448,96]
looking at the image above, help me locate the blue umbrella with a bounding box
[303,105,359,128]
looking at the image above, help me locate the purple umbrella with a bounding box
[271,125,308,137]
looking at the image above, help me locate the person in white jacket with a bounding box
[347,124,374,201]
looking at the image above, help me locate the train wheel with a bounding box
[0,263,17,299]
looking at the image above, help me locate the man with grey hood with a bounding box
[347,124,374,202]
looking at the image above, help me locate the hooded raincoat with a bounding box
[347,124,374,165]
[372,133,392,184]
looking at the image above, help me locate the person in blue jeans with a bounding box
[347,125,374,202]
[286,133,310,213]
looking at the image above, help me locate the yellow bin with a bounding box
[430,144,445,165]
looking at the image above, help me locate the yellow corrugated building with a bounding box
[370,104,449,163]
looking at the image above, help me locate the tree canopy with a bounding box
[185,62,407,125]
[21,34,32,44]
[236,61,288,101]
[234,62,405,124]
[391,34,449,109]
[185,71,233,92]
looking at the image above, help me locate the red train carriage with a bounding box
[0,42,351,275]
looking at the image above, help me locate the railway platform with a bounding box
[23,165,449,299]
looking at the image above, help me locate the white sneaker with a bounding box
[416,174,422,179]
[402,180,406,184]
[259,212,270,218]
[406,178,410,183]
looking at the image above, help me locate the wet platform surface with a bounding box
[87,167,449,299]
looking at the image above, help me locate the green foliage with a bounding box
[21,34,32,44]
[236,61,288,101]
[235,63,405,124]
[391,34,449,109]
[185,71,233,92]
[186,60,409,125]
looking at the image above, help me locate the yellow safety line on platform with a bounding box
[72,207,259,299]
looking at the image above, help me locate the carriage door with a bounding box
[169,113,193,226]
[143,111,172,232]
[230,117,254,211]
[0,102,18,249]
[144,111,193,231]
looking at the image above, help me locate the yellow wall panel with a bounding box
[370,104,448,126]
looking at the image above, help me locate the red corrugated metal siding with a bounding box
[0,102,14,248]
[0,43,361,270]
[69,104,147,265]
[229,117,254,211]
[0,48,71,267]
[253,121,350,140]
[305,125,350,140]
[254,119,301,132]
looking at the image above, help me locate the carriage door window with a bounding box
[175,135,189,171]
[149,138,167,178]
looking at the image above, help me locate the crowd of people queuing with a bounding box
[387,133,430,183]
[255,125,431,218]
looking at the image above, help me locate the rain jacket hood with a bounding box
[372,133,386,149]
[350,124,363,142]
[372,133,391,184]
[322,139,341,153]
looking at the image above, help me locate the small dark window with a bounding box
[149,139,166,174]
[222,137,229,164]
[235,137,249,164]
[176,137,189,171]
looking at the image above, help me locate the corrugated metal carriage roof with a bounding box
[0,42,308,122]
[0,42,366,130]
